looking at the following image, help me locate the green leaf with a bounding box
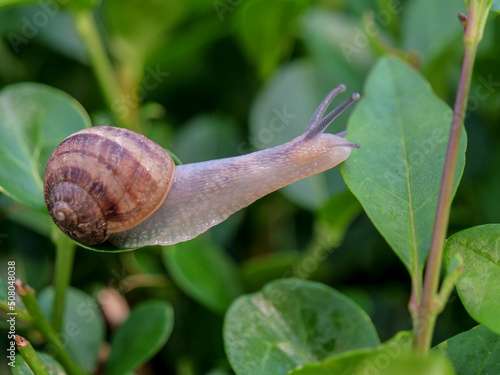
[74,240,137,253]
[288,331,414,374]
[239,192,361,291]
[38,286,105,373]
[0,82,91,212]
[224,279,379,375]
[402,0,465,67]
[13,352,66,375]
[233,0,310,78]
[34,9,88,63]
[341,56,466,275]
[162,237,243,314]
[299,7,373,73]
[290,351,454,375]
[5,201,53,238]
[105,300,174,375]
[434,325,500,375]
[443,224,500,334]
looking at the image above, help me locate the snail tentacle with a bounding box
[305,93,360,140]
[305,84,346,132]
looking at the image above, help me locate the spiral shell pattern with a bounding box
[43,126,174,245]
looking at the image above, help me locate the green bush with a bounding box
[0,0,499,374]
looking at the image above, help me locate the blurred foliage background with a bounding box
[0,0,499,373]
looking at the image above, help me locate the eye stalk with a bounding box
[304,85,360,140]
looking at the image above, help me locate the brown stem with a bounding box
[412,3,482,354]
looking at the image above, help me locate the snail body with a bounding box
[44,85,360,248]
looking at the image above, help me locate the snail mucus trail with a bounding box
[43,85,360,248]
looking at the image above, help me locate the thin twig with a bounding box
[16,335,50,375]
[16,280,86,375]
[412,0,490,354]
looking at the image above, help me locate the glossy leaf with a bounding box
[13,352,66,375]
[289,331,416,375]
[444,224,500,334]
[434,325,500,375]
[224,279,379,375]
[290,351,454,375]
[76,239,139,252]
[341,56,466,274]
[0,83,90,212]
[162,237,243,314]
[105,300,174,375]
[38,286,105,373]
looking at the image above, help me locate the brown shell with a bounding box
[43,126,175,245]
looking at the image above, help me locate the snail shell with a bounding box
[43,126,174,245]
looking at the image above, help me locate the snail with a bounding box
[43,85,360,248]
